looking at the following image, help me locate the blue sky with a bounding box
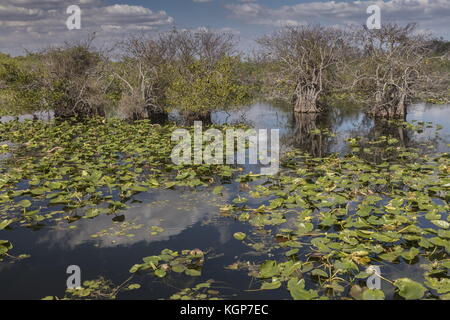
[0,0,449,55]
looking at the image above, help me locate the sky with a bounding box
[0,0,449,55]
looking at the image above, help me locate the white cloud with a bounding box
[226,0,450,37]
[37,189,230,249]
[0,0,175,55]
[185,26,241,35]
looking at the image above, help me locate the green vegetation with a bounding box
[0,30,254,121]
[1,26,448,120]
[129,248,205,278]
[0,53,46,116]
[167,57,251,121]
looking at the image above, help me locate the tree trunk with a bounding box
[368,102,406,119]
[369,93,407,119]
[293,89,322,113]
[54,103,105,119]
[54,108,71,119]
[182,111,212,126]
[147,109,168,124]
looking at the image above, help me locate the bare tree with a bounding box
[257,25,347,113]
[115,28,236,120]
[165,28,239,123]
[195,29,236,65]
[114,33,176,120]
[41,35,110,118]
[164,28,235,67]
[349,23,434,118]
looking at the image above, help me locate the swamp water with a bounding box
[0,102,449,300]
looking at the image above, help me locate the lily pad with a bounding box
[394,278,427,300]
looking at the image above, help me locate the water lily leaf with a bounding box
[164,182,177,189]
[185,269,201,277]
[311,269,328,278]
[0,240,13,255]
[355,271,371,279]
[362,289,385,300]
[350,285,364,300]
[127,284,141,290]
[296,222,313,235]
[84,208,102,219]
[287,278,318,300]
[379,250,401,262]
[154,269,167,278]
[129,264,141,273]
[281,261,302,278]
[147,178,160,187]
[171,264,186,273]
[213,186,224,195]
[30,187,48,195]
[268,198,284,209]
[143,256,161,265]
[258,260,279,278]
[131,185,148,193]
[429,237,450,250]
[400,247,420,260]
[431,220,450,229]
[440,293,450,300]
[18,199,32,208]
[425,277,450,294]
[0,219,14,230]
[394,278,427,300]
[285,249,299,257]
[301,262,314,273]
[233,232,246,241]
[260,279,281,290]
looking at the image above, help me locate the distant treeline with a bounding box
[0,24,449,121]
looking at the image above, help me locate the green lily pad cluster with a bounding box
[42,277,122,300]
[0,118,237,228]
[0,240,12,261]
[129,248,205,278]
[90,218,145,239]
[227,144,449,299]
[170,280,221,300]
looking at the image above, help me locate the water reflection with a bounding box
[3,103,448,157]
[0,111,54,123]
[37,189,229,250]
[211,102,450,156]
[290,113,331,157]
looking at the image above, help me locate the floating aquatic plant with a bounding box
[129,248,205,278]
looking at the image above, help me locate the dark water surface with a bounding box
[0,103,449,299]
